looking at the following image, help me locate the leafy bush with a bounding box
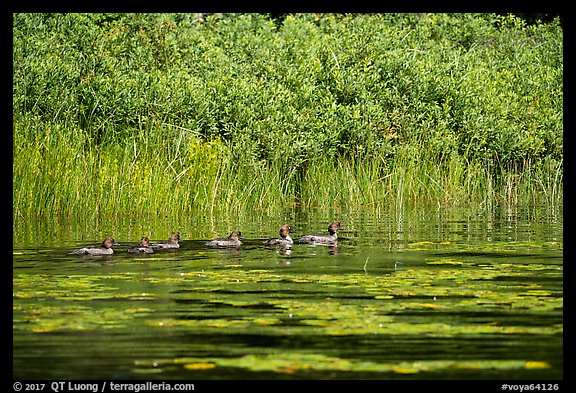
[13,13,563,218]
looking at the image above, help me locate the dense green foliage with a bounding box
[13,13,563,219]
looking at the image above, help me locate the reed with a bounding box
[13,126,562,221]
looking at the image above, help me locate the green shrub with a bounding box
[13,13,563,219]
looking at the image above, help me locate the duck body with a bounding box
[150,232,181,249]
[70,237,120,256]
[205,231,244,247]
[298,221,344,246]
[127,237,154,254]
[263,237,294,247]
[263,224,295,247]
[298,235,337,246]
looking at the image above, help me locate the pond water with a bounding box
[13,206,563,380]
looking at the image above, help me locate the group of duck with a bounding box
[69,221,344,256]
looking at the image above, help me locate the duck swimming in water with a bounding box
[150,232,181,249]
[263,224,295,247]
[205,231,244,248]
[127,237,154,254]
[298,221,344,246]
[70,237,120,256]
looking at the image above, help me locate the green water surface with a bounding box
[13,207,563,379]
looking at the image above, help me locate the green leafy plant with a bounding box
[13,13,562,220]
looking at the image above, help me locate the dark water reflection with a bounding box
[13,206,562,379]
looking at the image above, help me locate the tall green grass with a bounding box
[13,13,563,222]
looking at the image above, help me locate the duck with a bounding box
[127,237,154,254]
[205,231,244,247]
[263,224,295,247]
[70,237,120,256]
[298,221,344,246]
[150,232,181,249]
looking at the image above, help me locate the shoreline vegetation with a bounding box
[13,13,563,221]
